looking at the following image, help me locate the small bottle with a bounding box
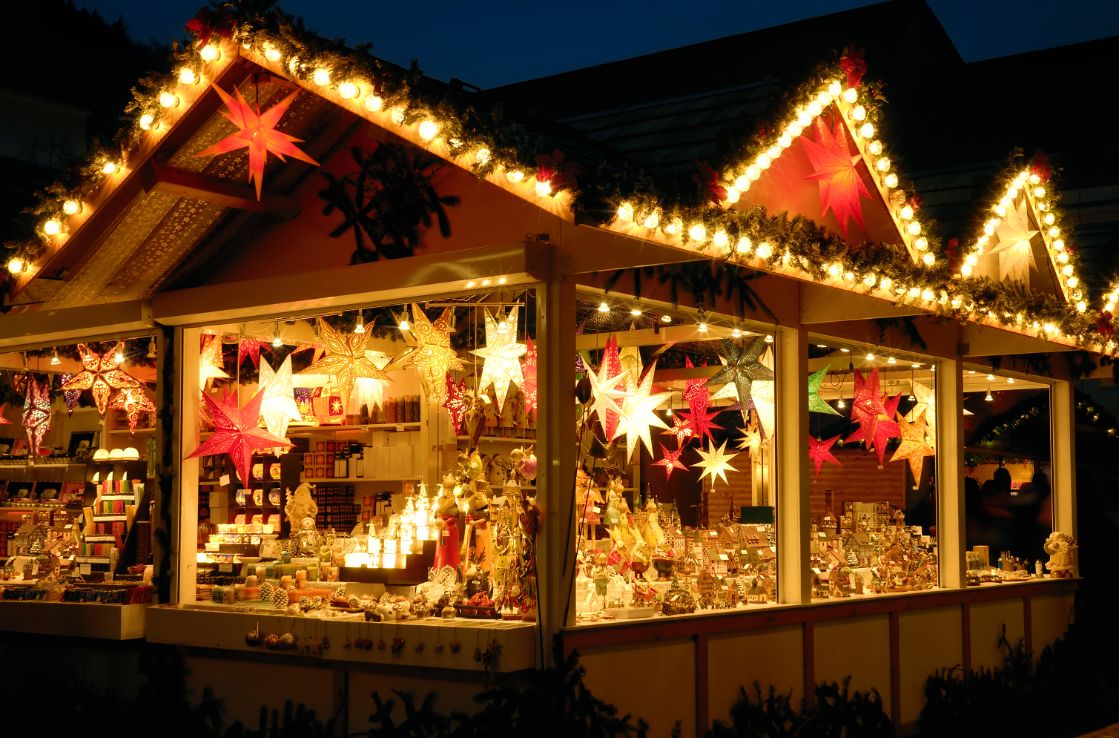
[354,444,365,479]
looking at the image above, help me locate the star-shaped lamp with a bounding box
[472,308,527,411]
[652,443,688,480]
[522,336,538,416]
[406,304,463,405]
[196,84,319,200]
[442,374,469,435]
[612,362,671,463]
[988,196,1039,283]
[808,365,842,416]
[693,439,739,488]
[110,388,156,436]
[301,320,391,413]
[199,334,230,390]
[22,377,52,460]
[586,351,628,439]
[61,342,143,417]
[258,355,301,443]
[905,381,936,449]
[187,389,291,484]
[679,405,723,444]
[736,421,763,454]
[238,337,264,368]
[662,414,695,445]
[891,410,935,480]
[801,115,870,237]
[808,434,843,476]
[846,370,900,464]
[707,336,774,424]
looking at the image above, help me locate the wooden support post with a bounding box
[776,321,810,604]
[1051,379,1077,538]
[152,325,175,603]
[937,357,966,588]
[171,326,201,604]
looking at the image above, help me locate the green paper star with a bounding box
[706,336,774,422]
[808,365,841,416]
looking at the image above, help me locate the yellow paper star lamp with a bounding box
[471,308,527,411]
[694,439,740,488]
[199,334,230,389]
[301,320,391,412]
[611,362,671,463]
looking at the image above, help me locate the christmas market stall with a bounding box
[0,4,1099,734]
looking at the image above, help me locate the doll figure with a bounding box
[604,486,622,526]
[433,483,461,571]
[285,483,318,527]
[460,481,494,573]
[641,498,667,547]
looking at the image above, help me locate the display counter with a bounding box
[0,600,147,639]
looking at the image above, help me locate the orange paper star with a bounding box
[111,388,156,436]
[801,116,871,237]
[61,342,143,417]
[301,320,391,413]
[197,83,319,200]
[187,389,291,484]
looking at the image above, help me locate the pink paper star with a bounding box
[801,115,871,237]
[662,414,695,445]
[187,389,291,484]
[196,83,319,200]
[845,368,900,464]
[238,337,264,368]
[442,374,469,435]
[808,434,843,476]
[652,443,689,480]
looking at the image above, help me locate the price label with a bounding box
[218,563,233,573]
[719,553,729,561]
[591,506,601,513]
[79,564,92,576]
[219,474,231,487]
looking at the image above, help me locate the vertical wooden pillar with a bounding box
[775,320,809,604]
[936,357,966,588]
[535,255,577,664]
[152,325,175,603]
[171,326,201,604]
[1051,379,1077,538]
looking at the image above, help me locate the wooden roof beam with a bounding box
[141,161,300,219]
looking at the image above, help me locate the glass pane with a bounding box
[806,338,938,598]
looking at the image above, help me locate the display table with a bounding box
[0,601,146,639]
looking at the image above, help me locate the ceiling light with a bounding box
[50,349,61,366]
[353,313,366,334]
[660,314,672,324]
[598,301,609,313]
[272,322,283,347]
[985,386,994,402]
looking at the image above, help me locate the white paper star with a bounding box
[694,439,740,488]
[989,197,1038,282]
[472,308,527,411]
[258,355,301,443]
[611,363,671,463]
[586,360,629,437]
[905,381,936,449]
[199,335,230,389]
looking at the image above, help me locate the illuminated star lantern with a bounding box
[682,356,710,414]
[905,381,936,448]
[471,308,527,412]
[988,197,1039,283]
[679,405,723,444]
[59,374,81,416]
[442,374,469,434]
[22,378,52,459]
[808,434,843,476]
[612,363,672,463]
[891,410,936,480]
[653,443,689,480]
[846,368,900,464]
[61,342,143,417]
[522,336,538,415]
[801,116,871,237]
[736,420,763,454]
[597,335,626,438]
[196,83,319,200]
[238,337,264,368]
[258,355,301,443]
[751,348,776,439]
[693,439,739,488]
[187,389,291,484]
[808,365,842,416]
[199,334,230,390]
[110,388,156,436]
[707,336,774,425]
[662,414,695,445]
[302,320,391,413]
[406,304,463,405]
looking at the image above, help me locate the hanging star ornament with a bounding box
[22,378,52,459]
[693,439,739,488]
[199,334,230,389]
[443,374,469,435]
[522,336,538,416]
[238,337,264,368]
[59,374,81,416]
[0,403,10,424]
[845,368,900,464]
[110,388,156,435]
[891,410,936,480]
[586,360,628,438]
[187,389,291,484]
[302,320,391,413]
[612,363,672,463]
[905,381,936,449]
[801,116,871,237]
[258,355,301,443]
[736,419,763,454]
[808,434,843,476]
[61,342,143,417]
[988,196,1039,283]
[653,443,689,480]
[405,304,463,405]
[808,365,842,416]
[471,308,527,412]
[662,414,695,445]
[679,405,723,444]
[707,336,774,424]
[196,83,319,199]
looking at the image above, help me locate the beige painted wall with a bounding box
[814,615,892,718]
[969,599,1025,671]
[707,625,803,725]
[1032,594,1075,654]
[580,639,696,738]
[898,607,962,724]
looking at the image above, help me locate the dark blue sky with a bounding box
[76,0,1119,88]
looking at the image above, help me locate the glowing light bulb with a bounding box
[852,105,867,121]
[1068,276,1080,288]
[837,398,846,409]
[922,253,935,266]
[506,170,525,183]
[734,174,750,191]
[876,157,891,172]
[807,100,823,117]
[697,322,709,334]
[418,119,439,141]
[985,387,994,402]
[887,356,897,365]
[473,148,491,166]
[337,81,359,99]
[907,221,922,236]
[755,241,773,259]
[535,179,552,197]
[1034,186,1046,198]
[884,173,898,188]
[642,211,660,229]
[264,45,282,62]
[736,237,752,254]
[364,94,384,112]
[863,273,877,287]
[7,257,25,275]
[114,349,125,365]
[915,236,928,251]
[200,44,220,62]
[899,204,914,220]
[731,327,742,338]
[102,161,119,175]
[723,187,740,204]
[42,219,61,237]
[688,223,707,243]
[859,122,875,139]
[62,199,81,215]
[50,349,60,366]
[399,318,410,332]
[616,202,634,222]
[866,352,875,361]
[867,140,883,156]
[312,68,331,86]
[828,263,842,278]
[353,314,365,334]
[712,229,729,249]
[630,308,642,317]
[139,113,155,131]
[764,334,774,344]
[843,88,858,104]
[598,301,610,313]
[390,108,405,125]
[828,80,842,97]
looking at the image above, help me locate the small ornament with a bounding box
[391,637,406,656]
[264,633,280,650]
[652,443,688,480]
[449,639,461,654]
[442,374,469,434]
[278,632,296,650]
[245,625,262,647]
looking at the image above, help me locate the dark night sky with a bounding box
[74,0,1119,88]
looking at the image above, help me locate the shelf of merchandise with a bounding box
[456,435,537,444]
[300,476,421,484]
[108,428,155,435]
[289,423,421,436]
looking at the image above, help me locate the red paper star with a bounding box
[111,388,156,436]
[22,377,52,459]
[682,356,709,413]
[187,389,291,484]
[196,83,319,200]
[679,405,723,444]
[801,116,870,237]
[522,336,538,416]
[61,342,143,417]
[845,369,900,464]
[238,337,264,368]
[662,414,695,445]
[598,335,626,439]
[442,374,469,435]
[808,434,843,475]
[653,443,689,480]
[0,403,10,424]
